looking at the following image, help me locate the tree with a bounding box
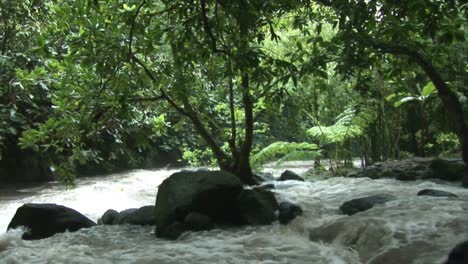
[311,0,468,163]
[19,0,312,184]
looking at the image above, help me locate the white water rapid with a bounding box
[0,165,467,264]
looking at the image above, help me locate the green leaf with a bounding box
[421,82,436,97]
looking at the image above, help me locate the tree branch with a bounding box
[128,0,147,61]
[200,0,229,55]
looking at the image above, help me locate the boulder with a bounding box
[184,212,213,231]
[347,157,432,180]
[444,240,468,264]
[278,202,303,224]
[428,159,468,182]
[7,203,96,240]
[339,194,396,216]
[98,209,119,225]
[279,170,304,181]
[417,189,458,198]
[118,206,155,225]
[98,206,155,225]
[237,189,278,225]
[154,170,243,239]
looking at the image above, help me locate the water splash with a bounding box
[0,166,466,263]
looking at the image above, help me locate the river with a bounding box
[0,164,467,263]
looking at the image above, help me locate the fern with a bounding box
[251,141,322,169]
[308,106,375,144]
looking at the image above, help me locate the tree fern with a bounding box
[251,141,322,169]
[308,106,375,144]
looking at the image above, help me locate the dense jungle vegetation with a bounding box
[0,0,466,185]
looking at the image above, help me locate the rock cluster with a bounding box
[347,157,468,187]
[6,170,307,240]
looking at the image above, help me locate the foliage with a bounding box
[251,141,321,170]
[386,82,437,108]
[1,0,467,184]
[308,106,375,144]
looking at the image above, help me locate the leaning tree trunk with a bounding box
[373,42,468,164]
[235,72,257,185]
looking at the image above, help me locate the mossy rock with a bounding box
[428,159,468,182]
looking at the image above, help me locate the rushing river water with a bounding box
[0,164,467,264]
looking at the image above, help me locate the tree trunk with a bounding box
[373,42,468,164]
[236,72,256,185]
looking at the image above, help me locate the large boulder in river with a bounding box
[154,170,243,239]
[237,189,278,225]
[444,240,468,264]
[279,170,304,181]
[339,194,396,215]
[7,203,96,240]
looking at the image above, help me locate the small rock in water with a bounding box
[7,203,96,240]
[98,209,119,225]
[98,206,156,226]
[339,194,396,216]
[279,170,304,181]
[278,202,303,224]
[417,189,458,198]
[118,206,156,225]
[444,240,468,264]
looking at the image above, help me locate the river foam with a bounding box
[1,166,467,263]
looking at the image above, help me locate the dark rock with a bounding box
[462,176,468,188]
[114,208,137,223]
[98,209,119,225]
[7,203,96,240]
[118,206,155,225]
[278,202,303,224]
[154,170,243,239]
[0,147,53,183]
[184,212,213,231]
[252,174,265,184]
[417,189,458,198]
[428,159,468,182]
[279,170,304,181]
[237,189,278,225]
[445,240,468,264]
[394,170,419,181]
[98,206,155,226]
[347,157,433,180]
[339,194,396,215]
[157,221,186,240]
